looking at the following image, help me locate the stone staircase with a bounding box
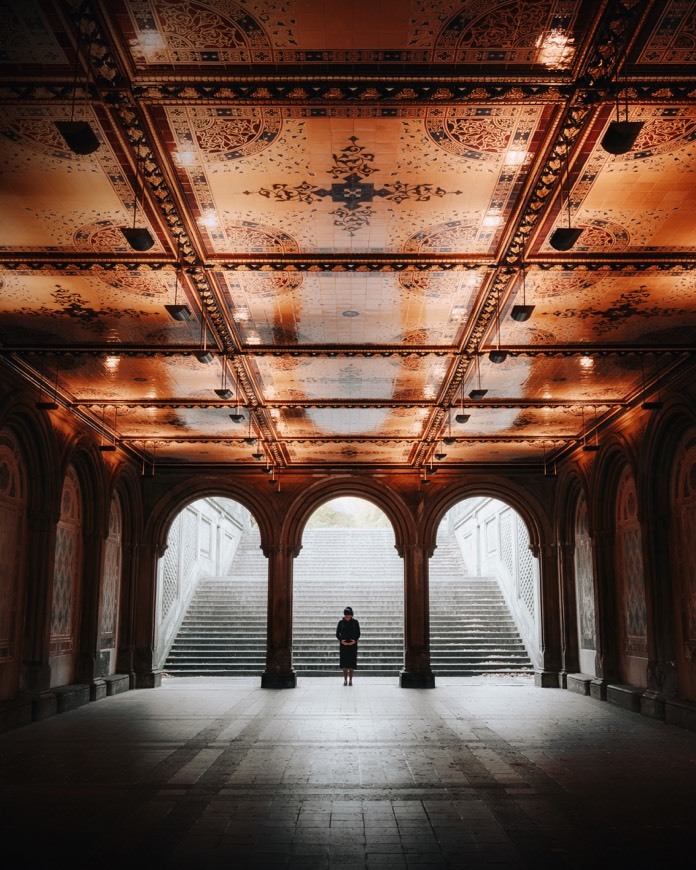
[164,532,267,676]
[163,527,533,677]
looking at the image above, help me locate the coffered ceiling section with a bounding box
[0,0,694,471]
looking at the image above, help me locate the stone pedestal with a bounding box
[590,678,607,700]
[400,670,435,689]
[261,671,297,689]
[534,670,562,688]
[567,673,592,695]
[640,689,665,719]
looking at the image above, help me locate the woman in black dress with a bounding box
[336,606,360,685]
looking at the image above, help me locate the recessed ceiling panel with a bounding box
[269,406,428,438]
[284,439,412,464]
[0,106,165,253]
[107,0,589,72]
[539,105,696,254]
[26,354,227,403]
[0,269,198,346]
[149,110,551,255]
[218,270,484,346]
[250,354,450,402]
[500,270,696,345]
[465,354,645,403]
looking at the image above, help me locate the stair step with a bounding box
[165,528,532,677]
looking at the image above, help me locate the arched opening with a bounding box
[97,492,123,676]
[49,464,84,688]
[156,496,265,676]
[573,490,598,677]
[432,497,538,675]
[292,496,404,676]
[614,465,648,688]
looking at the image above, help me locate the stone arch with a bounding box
[0,390,62,520]
[420,478,548,558]
[59,433,110,539]
[146,476,277,558]
[590,432,638,531]
[591,435,648,687]
[420,476,559,681]
[283,476,414,556]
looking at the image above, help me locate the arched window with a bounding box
[614,466,647,684]
[99,493,123,670]
[50,465,83,686]
[573,492,596,675]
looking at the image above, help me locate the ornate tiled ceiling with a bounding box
[0,0,694,471]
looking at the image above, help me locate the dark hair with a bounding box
[344,607,353,616]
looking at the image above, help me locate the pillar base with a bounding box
[134,669,162,689]
[261,671,297,689]
[534,670,562,688]
[640,689,665,719]
[399,670,435,689]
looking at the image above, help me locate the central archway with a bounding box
[292,497,404,676]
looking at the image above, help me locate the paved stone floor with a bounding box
[1,675,696,868]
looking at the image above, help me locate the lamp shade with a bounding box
[469,388,488,400]
[488,350,508,364]
[510,304,535,322]
[455,413,470,424]
[229,412,245,423]
[165,303,191,321]
[600,120,644,155]
[442,436,456,445]
[214,388,232,399]
[195,350,214,364]
[549,226,583,251]
[434,451,447,460]
[55,120,100,155]
[121,227,155,251]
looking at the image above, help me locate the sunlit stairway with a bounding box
[163,532,267,676]
[429,537,533,675]
[292,529,404,676]
[164,527,533,677]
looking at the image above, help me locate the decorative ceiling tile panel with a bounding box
[0,270,197,346]
[0,106,164,253]
[250,355,450,402]
[150,111,550,255]
[218,270,483,346]
[500,270,696,345]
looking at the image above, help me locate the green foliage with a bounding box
[307,498,390,528]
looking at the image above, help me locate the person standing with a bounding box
[336,606,360,685]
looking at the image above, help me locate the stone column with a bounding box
[131,539,162,688]
[400,543,435,688]
[76,526,108,700]
[640,508,674,718]
[533,543,563,687]
[116,540,138,687]
[262,543,297,688]
[21,509,59,695]
[558,538,580,682]
[590,528,618,699]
